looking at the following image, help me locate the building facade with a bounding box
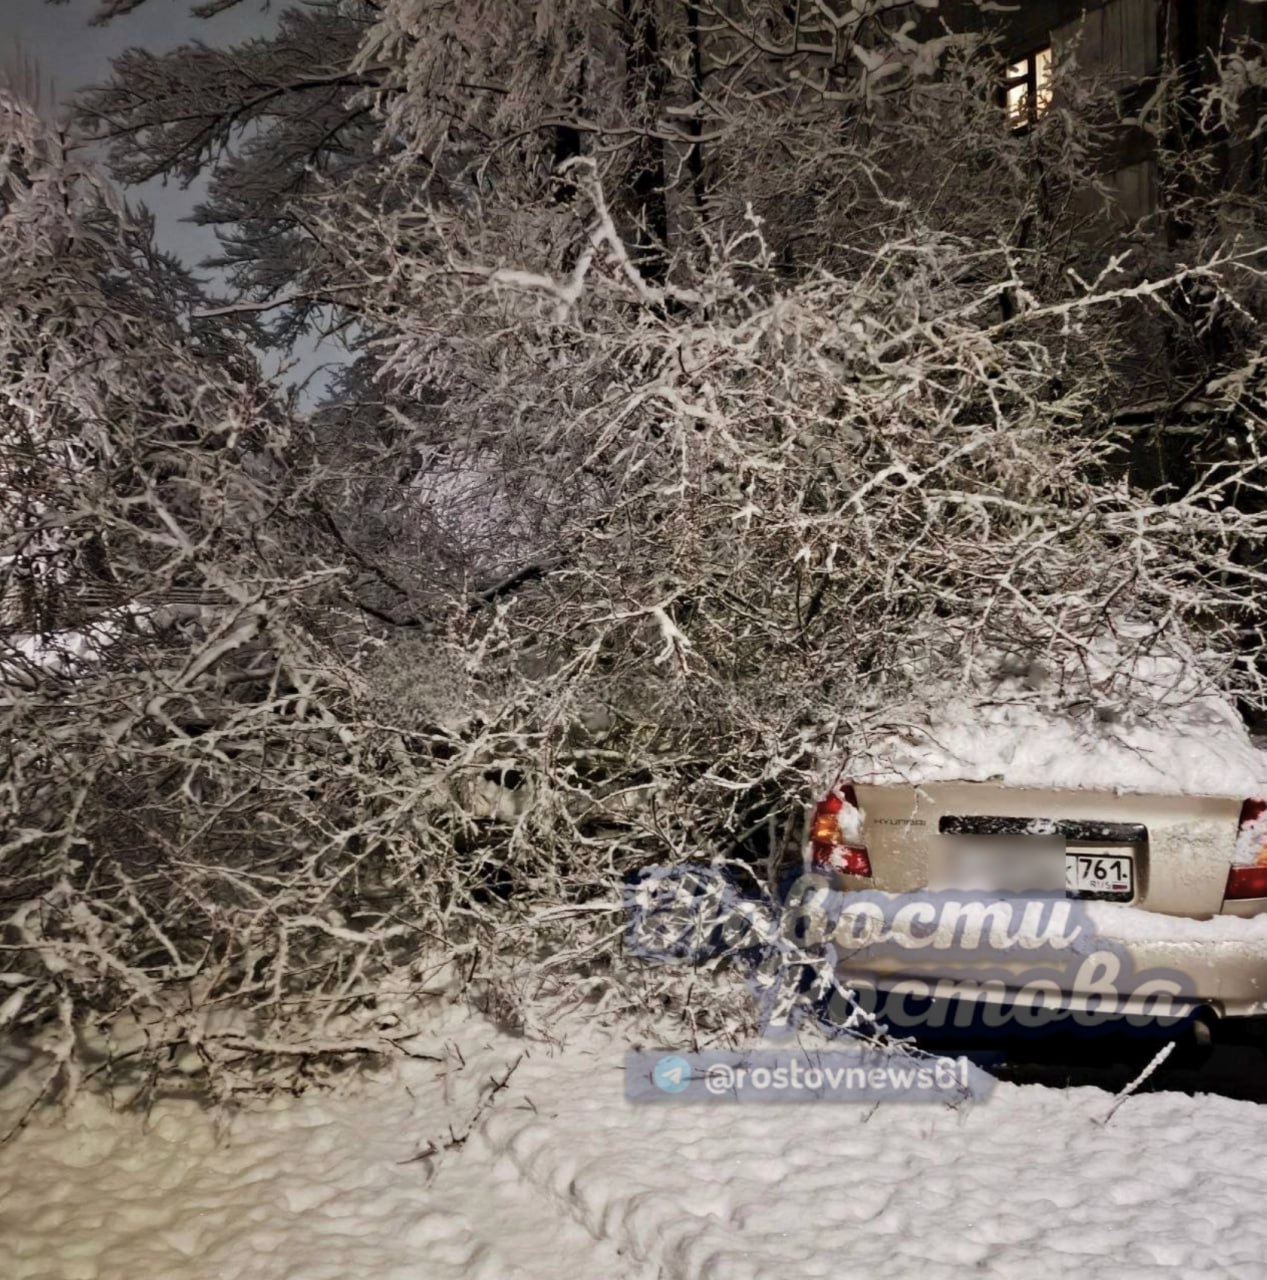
[938,0,1267,223]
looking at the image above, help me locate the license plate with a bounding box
[934,837,1064,892]
[1065,852,1134,899]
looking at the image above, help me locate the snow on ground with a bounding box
[4,1000,1267,1280]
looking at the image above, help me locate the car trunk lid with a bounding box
[848,781,1241,917]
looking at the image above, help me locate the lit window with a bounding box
[1005,46,1053,129]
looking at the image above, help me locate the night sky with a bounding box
[4,0,279,268]
[3,1,337,396]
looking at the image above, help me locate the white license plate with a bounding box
[1065,852,1134,898]
[935,838,1064,892]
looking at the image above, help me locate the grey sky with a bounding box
[4,0,279,267]
[3,0,341,399]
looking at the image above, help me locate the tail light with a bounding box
[1225,799,1267,900]
[809,784,872,877]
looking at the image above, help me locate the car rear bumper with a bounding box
[797,883,1267,1021]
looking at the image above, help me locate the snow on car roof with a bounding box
[841,641,1267,799]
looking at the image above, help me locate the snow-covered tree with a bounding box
[7,1,1267,1115]
[306,0,1267,878]
[0,86,414,1120]
[79,1,386,350]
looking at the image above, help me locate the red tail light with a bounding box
[1226,866,1267,900]
[809,791,844,843]
[1226,799,1267,900]
[809,784,872,878]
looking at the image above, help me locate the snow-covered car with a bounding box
[802,662,1267,1032]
